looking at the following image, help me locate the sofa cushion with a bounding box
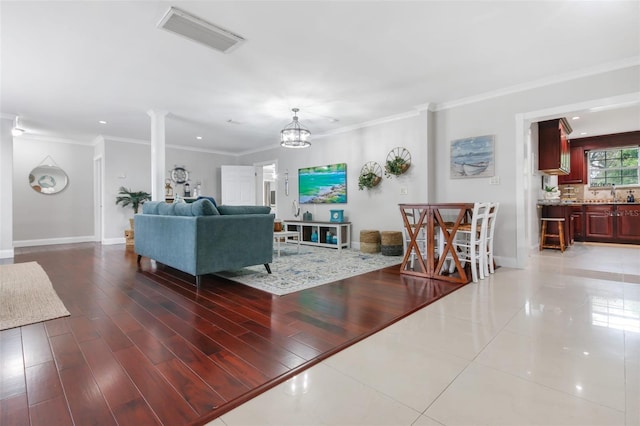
[157,202,176,215]
[174,203,193,216]
[217,205,272,215]
[142,201,161,215]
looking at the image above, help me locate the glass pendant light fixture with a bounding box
[280,108,311,148]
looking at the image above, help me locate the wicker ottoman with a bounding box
[360,230,381,253]
[381,231,403,256]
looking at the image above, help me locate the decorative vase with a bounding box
[311,231,318,242]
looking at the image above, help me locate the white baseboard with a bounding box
[102,237,126,245]
[0,248,14,258]
[13,235,96,248]
[494,255,518,269]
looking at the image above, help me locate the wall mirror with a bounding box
[29,164,69,194]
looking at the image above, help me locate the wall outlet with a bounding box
[490,176,500,185]
[400,187,408,195]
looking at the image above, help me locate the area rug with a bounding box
[0,261,70,331]
[216,245,403,295]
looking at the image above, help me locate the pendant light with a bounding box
[280,108,311,148]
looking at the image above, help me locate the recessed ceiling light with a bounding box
[580,132,588,135]
[98,120,107,124]
[196,136,202,140]
[572,116,580,120]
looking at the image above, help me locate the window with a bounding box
[588,146,639,187]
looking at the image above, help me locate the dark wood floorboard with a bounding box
[1,243,465,425]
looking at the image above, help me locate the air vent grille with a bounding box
[158,7,245,53]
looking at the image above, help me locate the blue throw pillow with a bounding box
[142,201,161,215]
[197,196,217,207]
[157,202,176,215]
[191,199,219,216]
[174,203,193,216]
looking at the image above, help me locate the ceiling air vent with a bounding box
[157,7,245,53]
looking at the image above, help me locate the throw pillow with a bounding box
[142,201,161,215]
[196,196,217,207]
[191,199,219,216]
[157,202,176,215]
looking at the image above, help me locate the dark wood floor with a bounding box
[0,243,465,425]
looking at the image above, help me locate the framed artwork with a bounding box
[450,135,495,178]
[298,163,347,204]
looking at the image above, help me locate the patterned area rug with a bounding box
[216,245,403,295]
[0,261,70,330]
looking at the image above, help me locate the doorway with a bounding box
[256,160,278,216]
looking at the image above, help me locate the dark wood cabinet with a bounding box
[585,205,614,241]
[541,203,640,245]
[570,206,584,241]
[558,146,585,184]
[615,205,640,243]
[538,118,572,175]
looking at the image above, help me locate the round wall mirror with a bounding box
[28,165,69,195]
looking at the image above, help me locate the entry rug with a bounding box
[216,245,402,295]
[0,261,70,330]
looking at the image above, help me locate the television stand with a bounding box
[283,220,351,250]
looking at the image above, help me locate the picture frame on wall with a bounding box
[450,135,495,178]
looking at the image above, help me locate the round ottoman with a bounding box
[381,231,403,256]
[360,230,381,253]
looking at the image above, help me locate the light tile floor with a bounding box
[211,243,640,426]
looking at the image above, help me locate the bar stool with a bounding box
[539,218,565,252]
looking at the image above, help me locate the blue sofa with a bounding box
[134,199,274,287]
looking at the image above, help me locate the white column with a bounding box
[147,110,168,201]
[0,116,14,258]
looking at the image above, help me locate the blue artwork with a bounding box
[450,135,495,178]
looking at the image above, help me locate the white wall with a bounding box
[0,117,14,257]
[102,139,238,243]
[166,146,237,202]
[240,110,431,246]
[433,65,640,268]
[12,136,95,246]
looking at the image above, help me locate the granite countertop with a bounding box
[538,199,640,206]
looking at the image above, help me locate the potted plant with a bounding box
[115,187,151,229]
[358,161,383,190]
[544,185,560,200]
[358,171,382,190]
[384,147,412,178]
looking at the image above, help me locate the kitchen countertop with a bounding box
[538,200,640,205]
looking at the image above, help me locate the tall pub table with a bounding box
[399,203,475,284]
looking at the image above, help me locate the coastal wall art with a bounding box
[450,135,495,178]
[299,163,347,204]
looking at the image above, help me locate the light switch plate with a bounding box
[400,187,408,195]
[490,176,500,185]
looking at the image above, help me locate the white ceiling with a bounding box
[2,1,639,154]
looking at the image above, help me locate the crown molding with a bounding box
[434,56,640,111]
[15,133,95,146]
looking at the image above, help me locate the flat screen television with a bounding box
[298,163,347,204]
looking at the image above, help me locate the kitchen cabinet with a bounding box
[615,205,640,243]
[570,206,584,241]
[585,205,614,241]
[538,117,572,175]
[558,145,586,184]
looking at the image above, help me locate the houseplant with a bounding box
[358,161,383,190]
[115,187,152,229]
[544,185,561,200]
[384,147,411,178]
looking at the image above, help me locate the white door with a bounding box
[221,165,256,205]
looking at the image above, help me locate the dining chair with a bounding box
[446,202,490,282]
[481,202,500,276]
[402,208,427,269]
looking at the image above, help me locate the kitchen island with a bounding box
[538,201,640,245]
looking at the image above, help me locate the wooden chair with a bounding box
[402,208,427,269]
